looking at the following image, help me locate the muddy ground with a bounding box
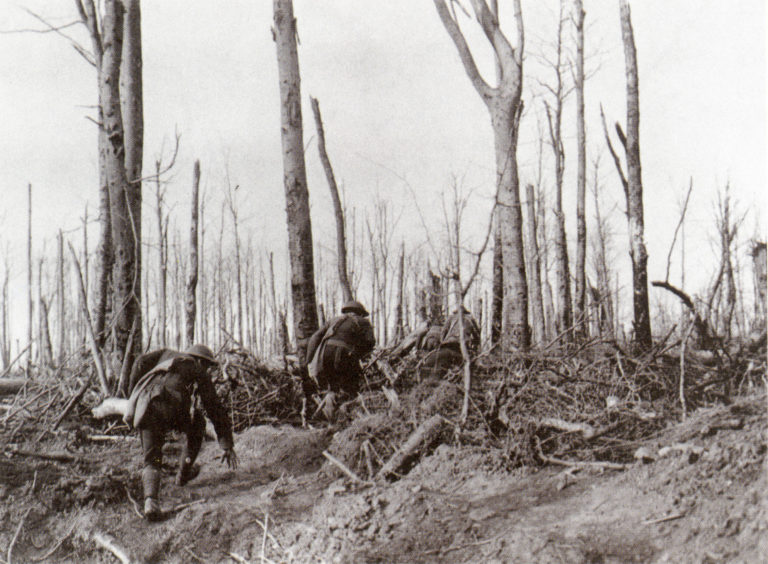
[0,393,765,563]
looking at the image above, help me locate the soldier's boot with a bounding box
[176,409,205,486]
[142,466,162,522]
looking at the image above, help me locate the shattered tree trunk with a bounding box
[545,1,572,341]
[273,0,319,362]
[102,0,139,369]
[310,96,353,304]
[57,230,66,364]
[75,0,113,352]
[573,0,587,337]
[393,243,406,342]
[434,0,529,350]
[155,161,167,347]
[619,0,652,349]
[120,0,143,361]
[752,242,767,331]
[491,223,503,346]
[27,183,33,369]
[186,160,200,346]
[523,183,545,344]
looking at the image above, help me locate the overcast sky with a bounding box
[0,0,765,345]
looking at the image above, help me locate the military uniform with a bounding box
[125,345,235,521]
[307,301,375,397]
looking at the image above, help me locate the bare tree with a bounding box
[541,0,573,340]
[434,0,529,350]
[310,96,354,303]
[120,0,143,360]
[27,183,33,369]
[186,160,200,346]
[523,183,545,343]
[573,0,587,335]
[601,1,652,349]
[273,0,319,361]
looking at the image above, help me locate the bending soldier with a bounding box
[124,344,237,521]
[306,300,375,403]
[441,306,481,355]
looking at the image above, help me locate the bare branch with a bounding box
[664,178,693,282]
[433,0,493,101]
[599,104,628,200]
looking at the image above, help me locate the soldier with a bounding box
[420,307,481,379]
[441,306,481,355]
[124,344,237,521]
[306,300,375,410]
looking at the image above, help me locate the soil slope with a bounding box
[0,394,764,563]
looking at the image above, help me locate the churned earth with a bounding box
[0,393,765,563]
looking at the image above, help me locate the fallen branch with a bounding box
[68,243,109,395]
[540,417,596,439]
[9,448,80,463]
[322,450,370,485]
[7,508,31,564]
[643,512,686,525]
[0,378,28,396]
[31,523,76,562]
[92,531,132,564]
[53,380,89,429]
[0,344,32,380]
[376,414,446,481]
[375,359,399,386]
[535,439,628,471]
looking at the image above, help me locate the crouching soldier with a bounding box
[306,300,375,417]
[125,344,237,521]
[420,307,481,379]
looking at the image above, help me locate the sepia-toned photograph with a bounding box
[0,1,765,562]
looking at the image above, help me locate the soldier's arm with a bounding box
[195,371,234,450]
[360,319,376,355]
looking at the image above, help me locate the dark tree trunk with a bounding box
[273,0,319,362]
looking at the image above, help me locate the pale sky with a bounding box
[0,0,765,347]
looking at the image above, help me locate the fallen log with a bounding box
[0,378,27,396]
[376,414,446,481]
[540,417,596,439]
[53,380,90,429]
[9,448,81,463]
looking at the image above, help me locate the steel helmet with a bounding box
[341,300,369,317]
[185,344,218,364]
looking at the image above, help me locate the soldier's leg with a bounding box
[176,408,205,486]
[140,427,164,521]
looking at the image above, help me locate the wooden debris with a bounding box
[323,450,370,485]
[540,417,596,439]
[376,414,446,480]
[53,380,89,429]
[93,531,133,564]
[7,508,31,564]
[9,448,80,463]
[0,378,28,396]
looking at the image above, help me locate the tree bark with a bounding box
[523,183,545,344]
[27,183,33,369]
[273,0,319,362]
[619,0,652,349]
[186,160,200,346]
[310,96,353,304]
[120,0,143,360]
[544,3,572,341]
[573,0,587,337]
[434,0,529,350]
[57,230,66,364]
[102,0,138,370]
